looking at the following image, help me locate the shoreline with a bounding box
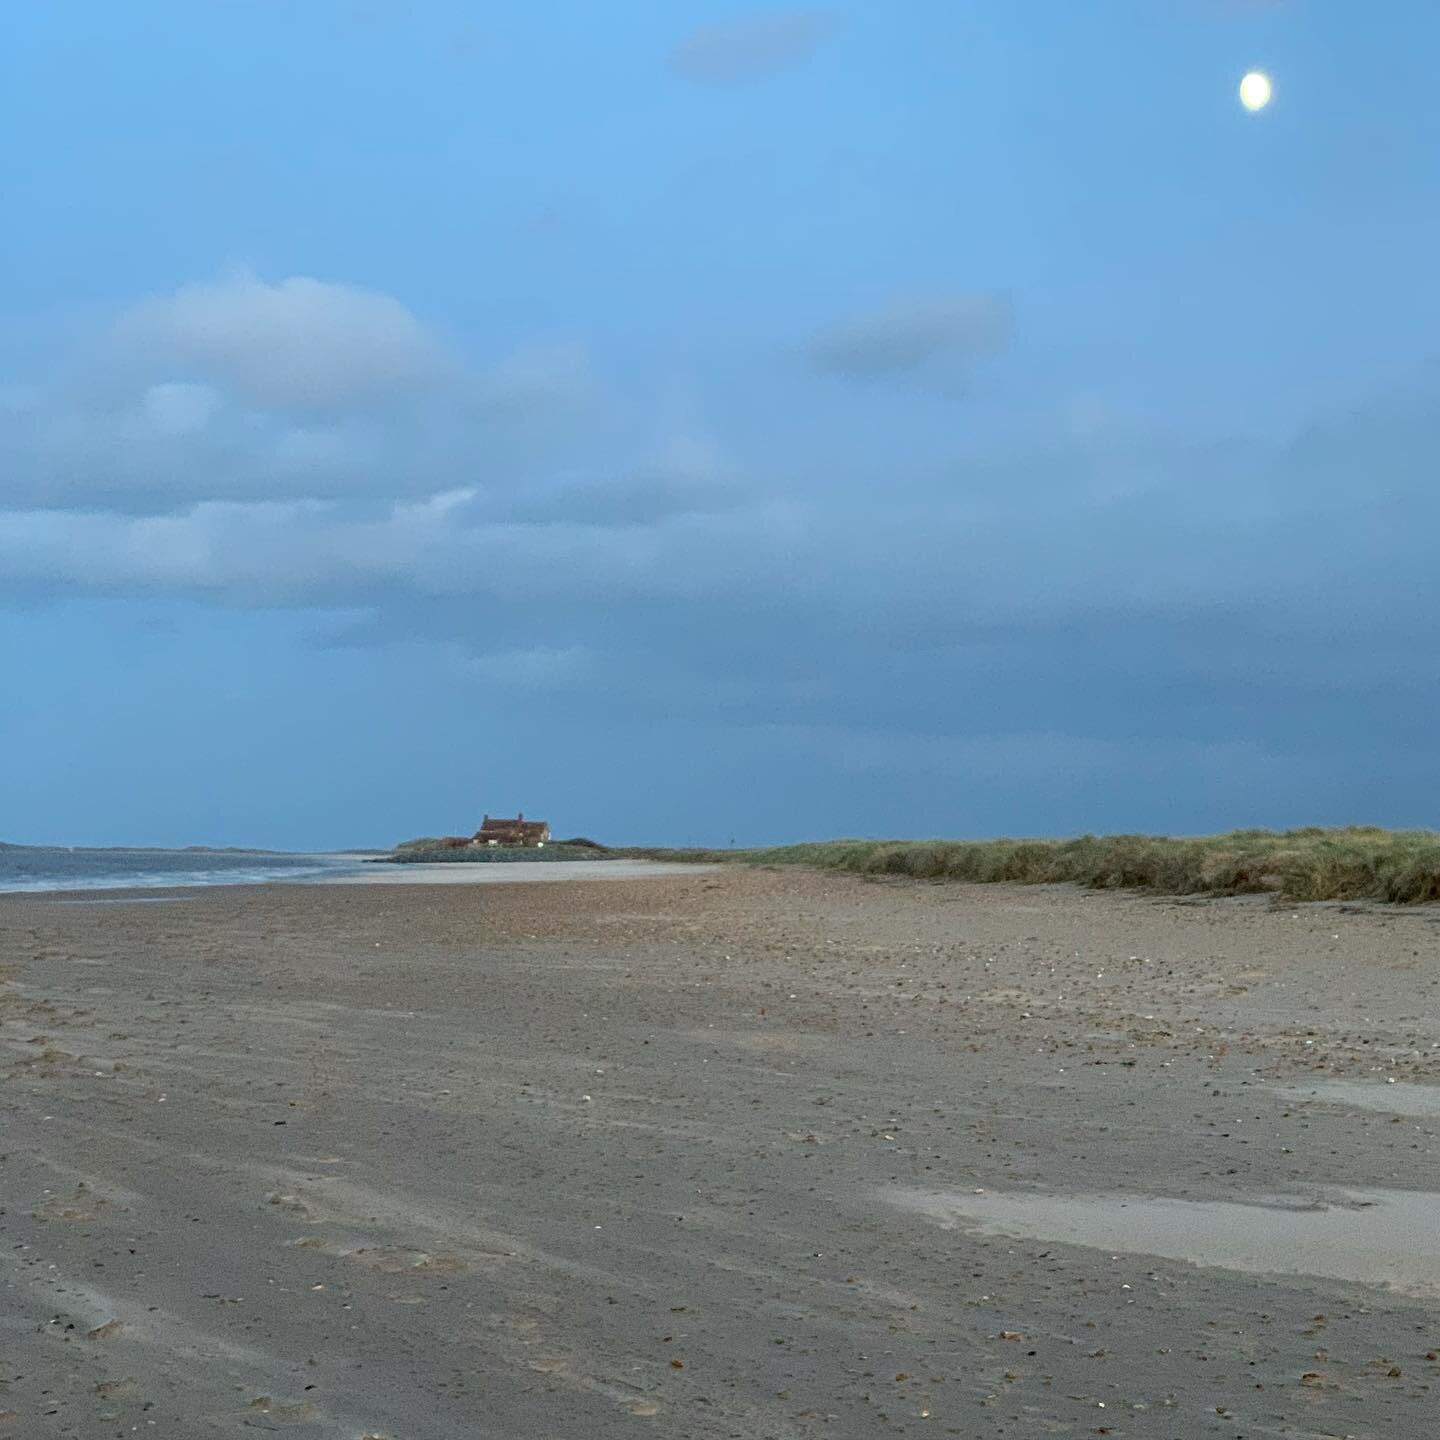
[0,857,718,898]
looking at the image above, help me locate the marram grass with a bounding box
[615,827,1440,905]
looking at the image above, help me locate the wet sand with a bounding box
[3,868,1440,1437]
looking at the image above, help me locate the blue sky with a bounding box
[3,1,1438,848]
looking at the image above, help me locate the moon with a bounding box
[1239,71,1273,112]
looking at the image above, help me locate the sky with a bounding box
[3,0,1439,849]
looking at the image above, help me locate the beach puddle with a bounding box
[1272,1079,1440,1118]
[890,1185,1440,1297]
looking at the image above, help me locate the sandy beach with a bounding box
[3,866,1440,1437]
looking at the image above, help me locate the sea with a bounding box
[0,846,372,895]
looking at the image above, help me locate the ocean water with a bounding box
[0,846,366,894]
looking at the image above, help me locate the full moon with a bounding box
[1239,70,1273,111]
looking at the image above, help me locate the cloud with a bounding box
[0,277,600,513]
[0,486,808,607]
[271,424,370,479]
[8,370,1440,789]
[5,380,1437,630]
[489,430,743,526]
[670,9,836,84]
[0,387,406,511]
[807,294,1011,380]
[5,265,1440,805]
[142,382,220,436]
[472,340,591,413]
[535,467,744,526]
[113,270,446,410]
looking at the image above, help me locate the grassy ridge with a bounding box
[387,843,608,864]
[616,827,1440,905]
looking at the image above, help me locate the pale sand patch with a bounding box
[890,1185,1440,1297]
[1272,1078,1440,1117]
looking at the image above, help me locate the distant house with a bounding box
[473,813,551,847]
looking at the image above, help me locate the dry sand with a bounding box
[317,859,721,885]
[3,867,1440,1437]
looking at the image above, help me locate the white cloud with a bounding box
[4,374,1440,779]
[0,390,401,510]
[4,259,1439,776]
[142,382,220,436]
[271,424,368,478]
[0,487,810,606]
[114,270,446,410]
[0,272,607,512]
[6,375,1438,627]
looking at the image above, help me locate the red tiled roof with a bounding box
[474,815,550,842]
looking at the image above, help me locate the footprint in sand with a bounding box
[263,1191,317,1220]
[348,1247,465,1275]
[284,1234,464,1277]
[33,1183,113,1223]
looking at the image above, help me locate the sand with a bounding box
[3,867,1440,1437]
[315,858,721,885]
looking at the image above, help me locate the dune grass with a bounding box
[615,827,1440,905]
